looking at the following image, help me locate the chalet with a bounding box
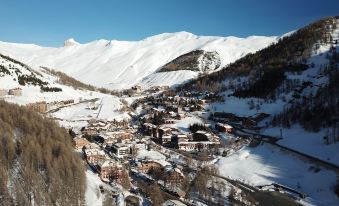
[73,137,90,150]
[97,160,124,182]
[138,160,163,173]
[26,101,48,113]
[215,123,234,133]
[0,89,7,96]
[8,87,22,96]
[84,148,106,165]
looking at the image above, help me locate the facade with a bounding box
[8,88,22,96]
[165,168,184,186]
[159,127,172,137]
[162,135,172,144]
[98,160,125,182]
[26,101,48,113]
[111,143,130,158]
[0,89,7,96]
[84,148,106,165]
[178,141,219,152]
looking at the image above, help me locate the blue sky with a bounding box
[0,0,338,46]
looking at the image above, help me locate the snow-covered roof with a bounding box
[99,160,122,168]
[85,148,105,156]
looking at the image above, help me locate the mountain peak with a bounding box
[64,38,79,46]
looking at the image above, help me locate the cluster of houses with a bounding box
[25,99,75,113]
[46,99,74,110]
[134,92,237,152]
[74,120,187,191]
[142,122,222,152]
[0,87,22,97]
[177,131,220,152]
[82,143,128,183]
[82,119,130,136]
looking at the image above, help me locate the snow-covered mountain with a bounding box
[0,32,277,90]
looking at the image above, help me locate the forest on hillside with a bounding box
[0,101,86,206]
[176,16,339,135]
[179,16,338,93]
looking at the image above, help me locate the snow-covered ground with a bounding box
[0,54,106,105]
[137,148,171,167]
[51,96,130,130]
[216,143,338,206]
[172,115,204,133]
[0,32,277,90]
[97,96,130,121]
[139,70,197,88]
[263,125,339,166]
[85,170,105,206]
[210,92,286,117]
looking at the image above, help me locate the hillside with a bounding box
[177,16,339,164]
[0,100,86,205]
[0,52,124,107]
[0,32,277,90]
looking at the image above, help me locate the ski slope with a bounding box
[0,32,277,90]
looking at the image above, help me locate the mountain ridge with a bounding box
[0,32,278,90]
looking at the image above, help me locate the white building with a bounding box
[111,143,130,158]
